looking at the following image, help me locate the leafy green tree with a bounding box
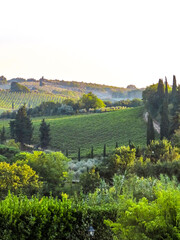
[0,126,6,144]
[142,83,159,117]
[80,92,105,112]
[12,105,33,148]
[147,113,155,145]
[109,146,136,174]
[15,151,69,196]
[146,139,173,163]
[0,162,42,198]
[39,119,51,149]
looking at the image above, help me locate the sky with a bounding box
[0,0,180,88]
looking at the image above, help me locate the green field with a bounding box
[0,107,147,158]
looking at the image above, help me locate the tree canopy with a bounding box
[80,92,105,112]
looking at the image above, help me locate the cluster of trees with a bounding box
[8,105,50,150]
[104,98,143,108]
[144,76,180,145]
[10,82,30,93]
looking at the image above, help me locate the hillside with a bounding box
[0,77,144,102]
[33,107,146,157]
[0,107,146,158]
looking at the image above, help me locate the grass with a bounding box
[0,107,147,158]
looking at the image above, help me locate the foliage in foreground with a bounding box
[105,184,180,240]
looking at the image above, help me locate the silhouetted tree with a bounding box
[172,75,177,102]
[157,79,164,106]
[165,77,168,100]
[11,105,33,148]
[39,119,51,149]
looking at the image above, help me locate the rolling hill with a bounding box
[0,106,147,158]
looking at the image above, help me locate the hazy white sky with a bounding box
[0,0,179,88]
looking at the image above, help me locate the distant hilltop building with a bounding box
[39,76,45,86]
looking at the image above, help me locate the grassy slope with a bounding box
[0,107,147,158]
[33,107,146,157]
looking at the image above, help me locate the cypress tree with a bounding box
[147,113,155,145]
[172,75,177,101]
[116,142,118,148]
[0,126,6,144]
[66,149,68,157]
[165,76,168,100]
[157,79,164,106]
[39,119,51,149]
[103,144,106,157]
[91,146,94,159]
[160,98,169,140]
[78,148,81,161]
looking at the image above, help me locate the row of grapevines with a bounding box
[0,91,66,109]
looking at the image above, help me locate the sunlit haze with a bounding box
[1,0,180,88]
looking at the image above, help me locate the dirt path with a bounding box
[144,112,160,134]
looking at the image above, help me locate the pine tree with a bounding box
[11,105,33,148]
[0,126,6,144]
[160,98,169,140]
[147,113,155,145]
[39,119,51,149]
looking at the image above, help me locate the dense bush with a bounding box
[105,183,180,240]
[0,193,117,240]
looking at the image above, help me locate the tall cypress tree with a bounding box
[147,113,155,145]
[157,79,165,106]
[165,76,168,100]
[160,98,169,140]
[39,119,51,149]
[172,75,177,101]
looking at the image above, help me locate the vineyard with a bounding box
[31,107,147,158]
[0,91,66,110]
